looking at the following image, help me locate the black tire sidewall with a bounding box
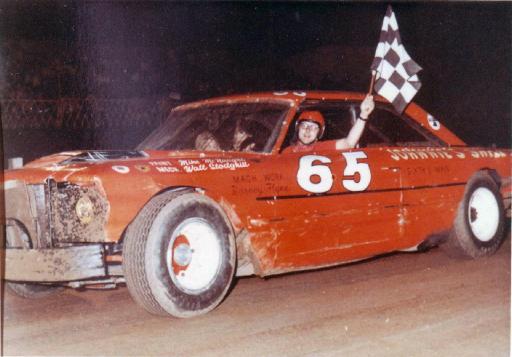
[145,193,235,317]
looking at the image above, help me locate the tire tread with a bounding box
[123,190,184,316]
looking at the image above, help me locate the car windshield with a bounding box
[137,101,290,153]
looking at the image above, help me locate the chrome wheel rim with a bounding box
[166,218,222,294]
[468,187,500,242]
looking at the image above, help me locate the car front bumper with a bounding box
[5,244,106,282]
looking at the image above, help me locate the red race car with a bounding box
[4,91,511,317]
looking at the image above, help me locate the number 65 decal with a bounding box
[297,151,371,193]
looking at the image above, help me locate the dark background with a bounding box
[0,1,510,163]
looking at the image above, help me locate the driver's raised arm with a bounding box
[335,94,375,150]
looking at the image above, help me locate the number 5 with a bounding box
[342,152,371,191]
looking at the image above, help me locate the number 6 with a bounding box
[297,155,333,193]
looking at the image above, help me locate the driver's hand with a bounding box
[360,95,375,120]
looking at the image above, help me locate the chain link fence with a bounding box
[1,97,180,163]
[1,97,179,130]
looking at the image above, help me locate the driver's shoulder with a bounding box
[312,140,337,151]
[281,140,337,154]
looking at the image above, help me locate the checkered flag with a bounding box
[371,6,422,113]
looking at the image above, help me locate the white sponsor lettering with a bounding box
[156,166,180,173]
[387,148,505,161]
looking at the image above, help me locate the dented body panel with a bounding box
[3,91,511,284]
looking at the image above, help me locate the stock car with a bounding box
[4,91,511,318]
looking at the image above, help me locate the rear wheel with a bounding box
[443,172,506,258]
[6,221,63,299]
[123,190,236,318]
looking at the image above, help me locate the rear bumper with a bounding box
[5,244,106,282]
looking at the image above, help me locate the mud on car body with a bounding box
[4,91,511,316]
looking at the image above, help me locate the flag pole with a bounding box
[368,70,377,95]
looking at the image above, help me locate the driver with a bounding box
[284,94,375,153]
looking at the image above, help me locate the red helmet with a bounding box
[296,111,325,138]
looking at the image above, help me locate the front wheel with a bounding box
[123,191,236,318]
[443,172,506,259]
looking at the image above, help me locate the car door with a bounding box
[261,147,402,272]
[248,104,404,275]
[357,105,450,250]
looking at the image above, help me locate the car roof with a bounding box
[174,91,374,111]
[173,90,466,147]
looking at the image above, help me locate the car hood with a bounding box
[23,150,148,168]
[4,149,256,184]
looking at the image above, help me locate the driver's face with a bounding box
[298,121,320,145]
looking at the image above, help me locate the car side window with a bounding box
[321,107,357,141]
[280,101,437,152]
[280,106,357,151]
[360,107,431,147]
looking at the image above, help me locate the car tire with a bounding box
[443,171,506,259]
[6,221,63,299]
[123,190,236,318]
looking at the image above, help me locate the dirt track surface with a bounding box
[3,239,510,356]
